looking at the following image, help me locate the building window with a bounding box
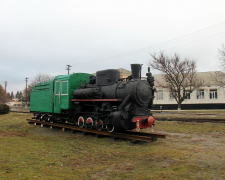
[197,89,204,99]
[185,90,190,99]
[170,91,176,100]
[156,91,163,100]
[210,89,218,99]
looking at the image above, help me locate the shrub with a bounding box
[0,104,10,114]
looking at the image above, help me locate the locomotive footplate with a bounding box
[71,99,123,102]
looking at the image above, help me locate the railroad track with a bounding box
[10,110,31,114]
[26,119,166,143]
[157,118,225,123]
[12,110,225,123]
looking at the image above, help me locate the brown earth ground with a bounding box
[155,122,225,179]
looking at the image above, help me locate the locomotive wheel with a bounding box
[106,124,114,132]
[60,119,65,124]
[96,120,103,131]
[86,117,93,129]
[78,116,84,128]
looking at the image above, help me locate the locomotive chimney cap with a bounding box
[130,64,142,79]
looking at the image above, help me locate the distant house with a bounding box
[118,68,132,78]
[153,71,225,110]
[7,98,22,107]
[92,68,132,79]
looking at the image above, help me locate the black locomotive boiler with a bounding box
[71,64,155,132]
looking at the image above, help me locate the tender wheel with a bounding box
[107,124,114,132]
[78,116,84,128]
[50,116,55,123]
[43,115,48,122]
[86,117,93,129]
[96,120,103,131]
[40,115,44,121]
[34,113,37,119]
[47,117,51,122]
[37,114,41,121]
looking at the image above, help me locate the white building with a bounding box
[153,71,225,110]
[118,67,225,109]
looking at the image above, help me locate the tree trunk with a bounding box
[178,102,181,111]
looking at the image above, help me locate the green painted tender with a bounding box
[30,73,91,115]
[30,79,54,113]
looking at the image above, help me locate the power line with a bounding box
[25,77,28,107]
[49,21,225,74]
[162,30,225,52]
[4,81,7,93]
[68,21,225,67]
[70,30,225,71]
[142,22,225,51]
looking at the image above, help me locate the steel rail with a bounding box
[157,118,225,123]
[26,119,166,142]
[11,111,31,114]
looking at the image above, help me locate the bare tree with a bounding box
[32,73,54,84]
[149,52,203,110]
[23,73,54,103]
[212,44,225,87]
[218,44,225,68]
[0,85,6,104]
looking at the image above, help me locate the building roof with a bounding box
[118,68,132,75]
[153,71,223,87]
[92,68,131,77]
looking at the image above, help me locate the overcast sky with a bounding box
[1,0,225,93]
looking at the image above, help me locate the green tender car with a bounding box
[30,73,91,123]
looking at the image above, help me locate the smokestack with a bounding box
[131,64,141,79]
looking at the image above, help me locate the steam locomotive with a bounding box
[30,64,155,132]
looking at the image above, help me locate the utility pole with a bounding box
[4,81,7,93]
[66,65,72,74]
[25,77,28,108]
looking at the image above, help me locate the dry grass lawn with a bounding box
[0,112,225,179]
